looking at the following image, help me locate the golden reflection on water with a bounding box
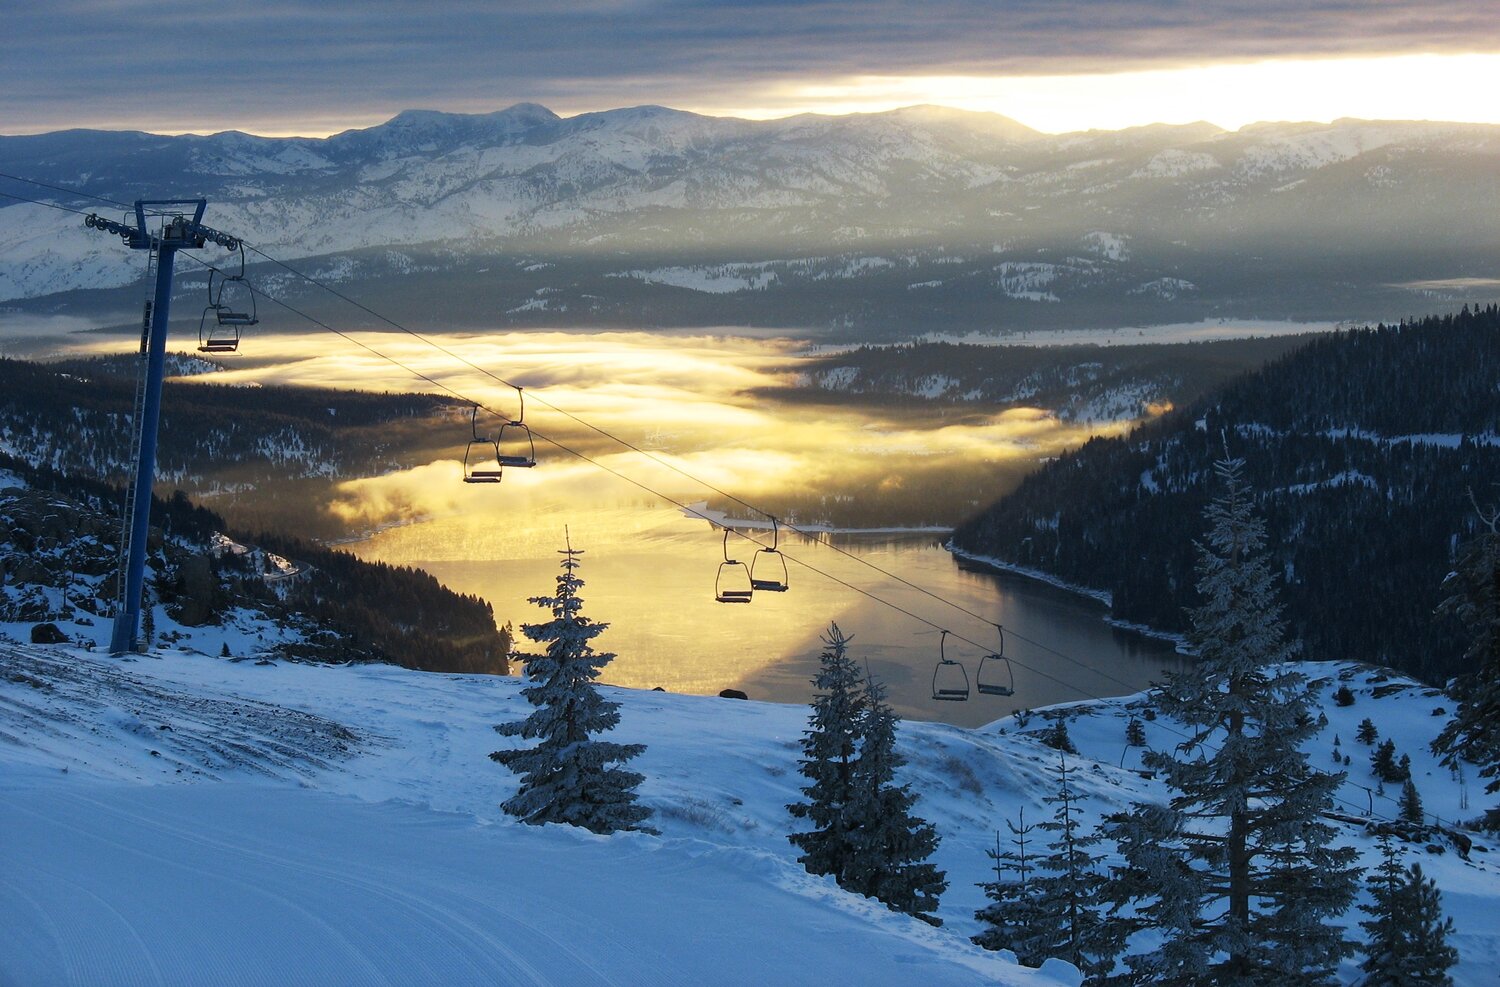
[175,329,1169,722]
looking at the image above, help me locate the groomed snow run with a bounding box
[3,640,1498,985]
[0,644,1067,987]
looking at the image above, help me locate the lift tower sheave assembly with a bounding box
[86,199,240,655]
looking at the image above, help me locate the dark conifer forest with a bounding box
[952,304,1500,684]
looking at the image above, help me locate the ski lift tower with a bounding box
[85,200,241,654]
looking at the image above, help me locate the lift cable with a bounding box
[1,172,1153,697]
[0,171,132,209]
[176,250,1161,708]
[226,240,1161,693]
[0,188,97,217]
[2,174,1408,826]
[179,250,1409,826]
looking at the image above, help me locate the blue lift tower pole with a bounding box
[86,200,241,654]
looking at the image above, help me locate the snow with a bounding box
[3,626,1498,983]
[902,318,1339,349]
[611,265,775,294]
[0,642,1061,985]
[1131,149,1220,178]
[1081,232,1128,262]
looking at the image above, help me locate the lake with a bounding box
[173,327,1189,726]
[346,495,1188,728]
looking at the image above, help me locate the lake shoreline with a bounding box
[945,541,1191,651]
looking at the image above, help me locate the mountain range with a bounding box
[3,103,1499,336]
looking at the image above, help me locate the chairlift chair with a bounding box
[462,404,506,483]
[715,526,754,603]
[749,516,789,592]
[931,630,970,702]
[196,244,258,353]
[975,624,1015,697]
[197,306,241,353]
[495,386,537,468]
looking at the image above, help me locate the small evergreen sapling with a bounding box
[1358,718,1380,745]
[1359,835,1458,985]
[1031,756,1123,981]
[973,808,1045,959]
[491,538,653,835]
[1399,779,1424,826]
[1040,717,1077,754]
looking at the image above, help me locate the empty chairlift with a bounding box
[463,405,507,483]
[931,630,970,702]
[198,244,257,353]
[749,516,789,593]
[495,386,537,469]
[715,526,754,603]
[975,624,1015,697]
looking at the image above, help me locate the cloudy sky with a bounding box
[2,0,1497,136]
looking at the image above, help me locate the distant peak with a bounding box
[381,104,558,130]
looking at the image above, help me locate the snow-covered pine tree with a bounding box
[1434,503,1500,792]
[788,622,867,881]
[841,675,946,926]
[1359,835,1458,986]
[1398,863,1459,985]
[1104,456,1359,985]
[1372,739,1401,782]
[1399,779,1424,826]
[973,807,1047,960]
[1026,755,1124,982]
[491,537,653,835]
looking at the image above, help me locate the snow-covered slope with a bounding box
[2,106,1497,330]
[2,637,1498,985]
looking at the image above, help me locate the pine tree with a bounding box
[788,623,867,881]
[1372,739,1400,781]
[1028,755,1123,982]
[1358,718,1380,745]
[1433,503,1500,793]
[491,538,653,835]
[1040,717,1078,754]
[1105,457,1359,985]
[1399,779,1425,826]
[841,675,946,925]
[1125,717,1147,749]
[1359,836,1458,985]
[973,807,1047,960]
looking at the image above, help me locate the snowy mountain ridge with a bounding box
[3,105,1497,332]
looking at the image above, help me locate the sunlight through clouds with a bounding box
[196,330,1145,531]
[721,54,1500,132]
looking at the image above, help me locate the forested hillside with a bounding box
[0,355,455,536]
[0,452,509,673]
[952,304,1500,683]
[787,334,1313,421]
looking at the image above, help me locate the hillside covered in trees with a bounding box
[0,354,456,536]
[952,304,1500,684]
[0,452,509,674]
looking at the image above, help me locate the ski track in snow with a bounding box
[0,644,1058,986]
[3,639,1498,985]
